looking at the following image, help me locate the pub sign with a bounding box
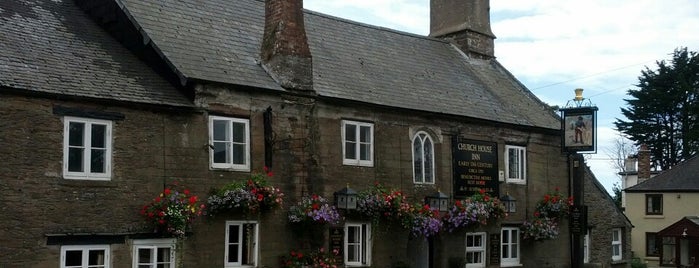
[560,107,598,153]
[452,137,498,198]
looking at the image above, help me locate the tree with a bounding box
[614,47,699,170]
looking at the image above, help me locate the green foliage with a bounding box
[612,183,622,209]
[615,47,699,170]
[630,257,648,268]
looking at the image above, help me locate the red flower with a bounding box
[154,196,161,203]
[257,194,264,201]
[544,194,550,202]
[484,195,490,202]
[479,188,485,194]
[534,211,540,217]
[164,188,171,195]
[312,203,320,210]
[189,196,198,204]
[158,219,165,224]
[184,189,190,195]
[158,211,165,217]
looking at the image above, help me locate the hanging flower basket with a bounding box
[140,183,204,238]
[522,217,559,241]
[404,204,443,238]
[535,187,573,219]
[280,247,340,268]
[355,182,411,223]
[442,189,506,233]
[206,169,284,216]
[521,187,573,241]
[288,194,341,225]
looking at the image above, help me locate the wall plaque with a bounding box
[452,137,499,198]
[569,205,587,234]
[330,227,344,263]
[489,233,500,265]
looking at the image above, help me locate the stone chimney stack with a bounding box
[261,0,313,92]
[638,144,651,182]
[429,0,495,59]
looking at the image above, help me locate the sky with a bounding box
[304,0,699,194]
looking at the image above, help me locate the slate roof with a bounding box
[0,0,192,107]
[117,0,560,130]
[626,155,699,192]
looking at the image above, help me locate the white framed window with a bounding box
[63,117,112,180]
[412,131,435,184]
[504,145,526,184]
[209,116,250,171]
[132,239,176,268]
[465,232,486,268]
[225,221,258,267]
[345,222,372,266]
[342,120,373,166]
[612,228,622,261]
[61,245,109,268]
[501,227,520,266]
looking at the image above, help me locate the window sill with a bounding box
[610,260,627,265]
[59,178,118,188]
[499,263,522,267]
[644,215,665,219]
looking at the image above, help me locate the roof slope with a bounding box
[118,0,560,129]
[0,0,192,107]
[626,155,699,192]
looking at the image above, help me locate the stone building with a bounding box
[1,0,626,267]
[584,167,634,267]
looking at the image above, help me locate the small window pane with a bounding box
[360,143,370,161]
[345,141,356,159]
[232,144,245,165]
[345,124,357,142]
[229,225,239,242]
[414,138,423,180]
[228,245,239,262]
[232,122,245,143]
[138,248,152,263]
[424,140,433,182]
[91,124,106,148]
[90,149,105,173]
[359,126,370,143]
[213,142,230,164]
[508,149,519,178]
[157,247,171,262]
[65,250,82,266]
[88,249,105,265]
[68,148,84,172]
[213,120,230,141]
[69,122,85,146]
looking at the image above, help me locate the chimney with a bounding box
[261,0,313,92]
[638,144,651,182]
[429,0,496,59]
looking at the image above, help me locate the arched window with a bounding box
[413,131,435,184]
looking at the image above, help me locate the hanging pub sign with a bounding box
[560,106,598,153]
[452,137,498,198]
